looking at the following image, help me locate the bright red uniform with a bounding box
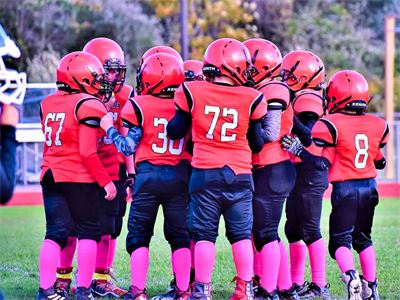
[312,112,389,182]
[174,81,267,174]
[121,95,191,165]
[40,91,111,186]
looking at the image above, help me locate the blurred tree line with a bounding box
[0,0,399,111]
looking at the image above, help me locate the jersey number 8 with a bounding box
[354,134,369,169]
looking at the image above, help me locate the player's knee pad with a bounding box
[253,232,279,252]
[284,222,303,244]
[190,229,218,244]
[328,233,352,259]
[126,234,151,255]
[45,229,70,249]
[302,227,322,246]
[168,236,191,252]
[111,216,123,239]
[352,231,373,253]
[100,214,116,236]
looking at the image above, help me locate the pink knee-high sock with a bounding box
[289,241,307,285]
[172,248,191,291]
[335,246,355,273]
[278,240,292,290]
[260,241,280,292]
[308,239,327,288]
[39,239,61,289]
[359,246,376,282]
[130,247,149,289]
[253,250,261,278]
[195,241,215,283]
[59,236,77,269]
[77,239,97,288]
[232,239,253,281]
[96,235,111,270]
[190,240,195,270]
[108,238,117,269]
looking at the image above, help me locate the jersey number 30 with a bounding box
[44,112,66,146]
[354,134,369,169]
[152,117,184,155]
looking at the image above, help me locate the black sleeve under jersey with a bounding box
[167,108,191,140]
[292,116,315,147]
[298,148,331,171]
[247,120,264,153]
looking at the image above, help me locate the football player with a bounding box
[183,59,204,82]
[166,38,269,300]
[37,51,116,300]
[311,70,388,300]
[280,50,330,299]
[101,53,191,300]
[243,38,294,300]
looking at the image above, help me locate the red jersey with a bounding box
[312,112,389,182]
[40,91,111,186]
[121,95,191,166]
[253,103,293,167]
[174,81,267,174]
[97,84,132,179]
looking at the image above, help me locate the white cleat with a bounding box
[341,270,363,300]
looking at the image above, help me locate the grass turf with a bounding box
[0,198,399,299]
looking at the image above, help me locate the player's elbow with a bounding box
[374,157,386,170]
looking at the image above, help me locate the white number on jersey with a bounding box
[44,112,66,146]
[204,105,238,142]
[354,134,369,169]
[152,117,184,155]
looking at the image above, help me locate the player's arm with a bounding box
[247,120,264,153]
[167,83,192,139]
[76,99,113,187]
[373,121,390,170]
[101,99,143,156]
[291,116,314,147]
[119,126,136,175]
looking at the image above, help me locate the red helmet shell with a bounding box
[183,59,204,81]
[56,51,106,96]
[137,53,184,96]
[202,38,253,86]
[326,70,369,113]
[292,89,326,118]
[141,46,183,65]
[281,50,325,92]
[243,38,282,85]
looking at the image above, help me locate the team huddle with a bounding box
[37,37,389,300]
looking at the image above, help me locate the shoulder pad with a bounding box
[174,83,192,112]
[121,98,142,128]
[292,89,325,118]
[259,81,290,110]
[115,84,134,104]
[75,98,107,128]
[312,118,337,147]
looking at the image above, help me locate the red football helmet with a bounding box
[281,50,325,92]
[202,38,253,86]
[141,46,183,65]
[56,51,107,97]
[136,53,184,96]
[183,59,204,81]
[243,38,282,85]
[326,70,369,114]
[292,89,326,119]
[83,37,126,92]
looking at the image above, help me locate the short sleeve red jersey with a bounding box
[40,91,109,184]
[252,103,293,167]
[97,84,133,178]
[174,81,267,174]
[121,95,191,166]
[312,113,389,182]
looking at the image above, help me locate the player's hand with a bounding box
[281,135,304,156]
[104,181,117,201]
[100,112,114,132]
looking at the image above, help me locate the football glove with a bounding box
[281,135,304,156]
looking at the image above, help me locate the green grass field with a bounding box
[0,199,399,300]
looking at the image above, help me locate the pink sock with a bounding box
[77,239,97,288]
[172,248,191,291]
[260,241,280,292]
[39,239,61,289]
[130,247,149,289]
[308,239,327,287]
[96,235,111,270]
[59,236,77,269]
[278,240,292,290]
[190,240,195,270]
[253,250,261,277]
[195,241,215,283]
[232,239,253,281]
[289,241,307,285]
[359,246,376,282]
[108,238,117,268]
[335,246,355,273]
